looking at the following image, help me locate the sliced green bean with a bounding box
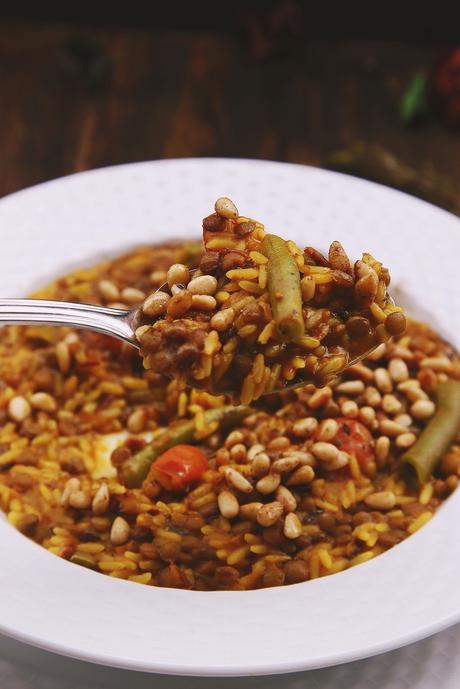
[123,405,252,488]
[401,379,460,484]
[260,234,304,341]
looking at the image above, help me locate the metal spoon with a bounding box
[0,299,142,347]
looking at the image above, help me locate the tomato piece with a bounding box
[152,444,208,491]
[330,418,375,465]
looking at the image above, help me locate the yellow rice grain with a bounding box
[227,545,250,565]
[351,551,374,566]
[216,290,230,304]
[258,321,275,344]
[206,237,245,251]
[407,511,432,534]
[419,483,433,506]
[77,543,105,554]
[309,551,320,579]
[253,353,265,384]
[318,548,333,570]
[349,455,362,481]
[250,251,268,265]
[124,552,142,562]
[129,573,152,584]
[178,392,188,417]
[204,330,221,356]
[39,484,53,503]
[241,375,255,405]
[370,302,387,322]
[156,529,182,541]
[314,499,339,513]
[312,273,333,284]
[239,280,263,295]
[238,324,258,338]
[99,560,137,572]
[226,268,259,281]
[244,533,261,544]
[250,544,269,555]
[216,549,230,560]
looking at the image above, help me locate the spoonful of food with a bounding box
[0,197,406,403]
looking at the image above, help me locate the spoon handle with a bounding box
[0,299,138,346]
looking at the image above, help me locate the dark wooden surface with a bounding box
[1,22,459,198]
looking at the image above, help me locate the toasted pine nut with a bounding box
[317,418,339,442]
[142,292,170,317]
[286,465,315,485]
[239,502,263,520]
[30,392,56,413]
[275,485,297,513]
[379,419,408,437]
[251,452,270,477]
[127,408,147,433]
[341,400,359,418]
[187,275,218,296]
[224,467,253,494]
[210,308,235,331]
[215,197,239,219]
[308,386,332,409]
[247,443,265,461]
[335,380,365,395]
[110,516,130,545]
[256,473,281,494]
[411,399,436,419]
[230,443,247,463]
[225,430,245,448]
[68,490,91,509]
[381,394,402,415]
[374,368,393,393]
[121,287,145,304]
[218,490,239,519]
[292,417,318,437]
[375,436,390,462]
[191,294,217,311]
[364,491,396,510]
[359,406,376,427]
[92,483,110,515]
[98,279,120,302]
[56,341,71,373]
[61,477,80,506]
[395,432,417,449]
[388,358,409,382]
[257,501,284,527]
[283,512,302,539]
[364,386,382,407]
[312,442,339,462]
[8,395,31,422]
[271,455,301,474]
[167,264,190,288]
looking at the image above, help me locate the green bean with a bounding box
[401,379,460,484]
[123,405,252,488]
[260,234,304,341]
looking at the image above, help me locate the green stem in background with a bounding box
[401,379,460,484]
[260,233,304,341]
[123,405,252,488]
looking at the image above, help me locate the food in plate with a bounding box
[137,198,406,402]
[0,237,459,590]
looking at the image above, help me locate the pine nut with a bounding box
[308,386,332,409]
[69,490,91,509]
[239,502,263,520]
[420,357,453,372]
[364,386,382,407]
[388,358,409,382]
[127,408,147,433]
[364,491,396,510]
[366,343,386,361]
[210,308,235,331]
[359,406,376,426]
[166,263,190,289]
[121,287,145,304]
[272,455,301,473]
[267,436,290,452]
[341,400,359,418]
[317,418,339,442]
[149,270,167,285]
[379,419,408,436]
[275,485,297,512]
[256,473,281,494]
[397,381,428,402]
[61,477,80,506]
[142,292,170,317]
[218,490,239,518]
[335,380,365,395]
[251,452,270,477]
[187,275,218,296]
[375,436,390,462]
[283,512,302,539]
[312,442,339,462]
[98,279,119,301]
[191,294,217,311]
[395,432,417,449]
[374,368,393,393]
[292,417,318,437]
[55,341,71,373]
[215,196,239,219]
[230,443,247,463]
[225,430,245,448]
[247,443,265,461]
[224,467,253,494]
[8,395,31,422]
[257,501,284,527]
[286,465,315,485]
[394,413,412,427]
[328,451,350,470]
[30,392,56,413]
[135,325,150,340]
[92,483,110,515]
[411,399,436,419]
[110,516,130,545]
[382,394,402,415]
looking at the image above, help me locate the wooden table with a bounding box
[1,22,459,198]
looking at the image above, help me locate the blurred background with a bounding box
[1,2,459,212]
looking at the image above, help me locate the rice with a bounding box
[0,239,458,590]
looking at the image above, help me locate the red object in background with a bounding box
[432,47,460,126]
[321,418,375,466]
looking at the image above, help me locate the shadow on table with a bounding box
[0,623,459,689]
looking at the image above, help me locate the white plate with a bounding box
[0,158,459,677]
